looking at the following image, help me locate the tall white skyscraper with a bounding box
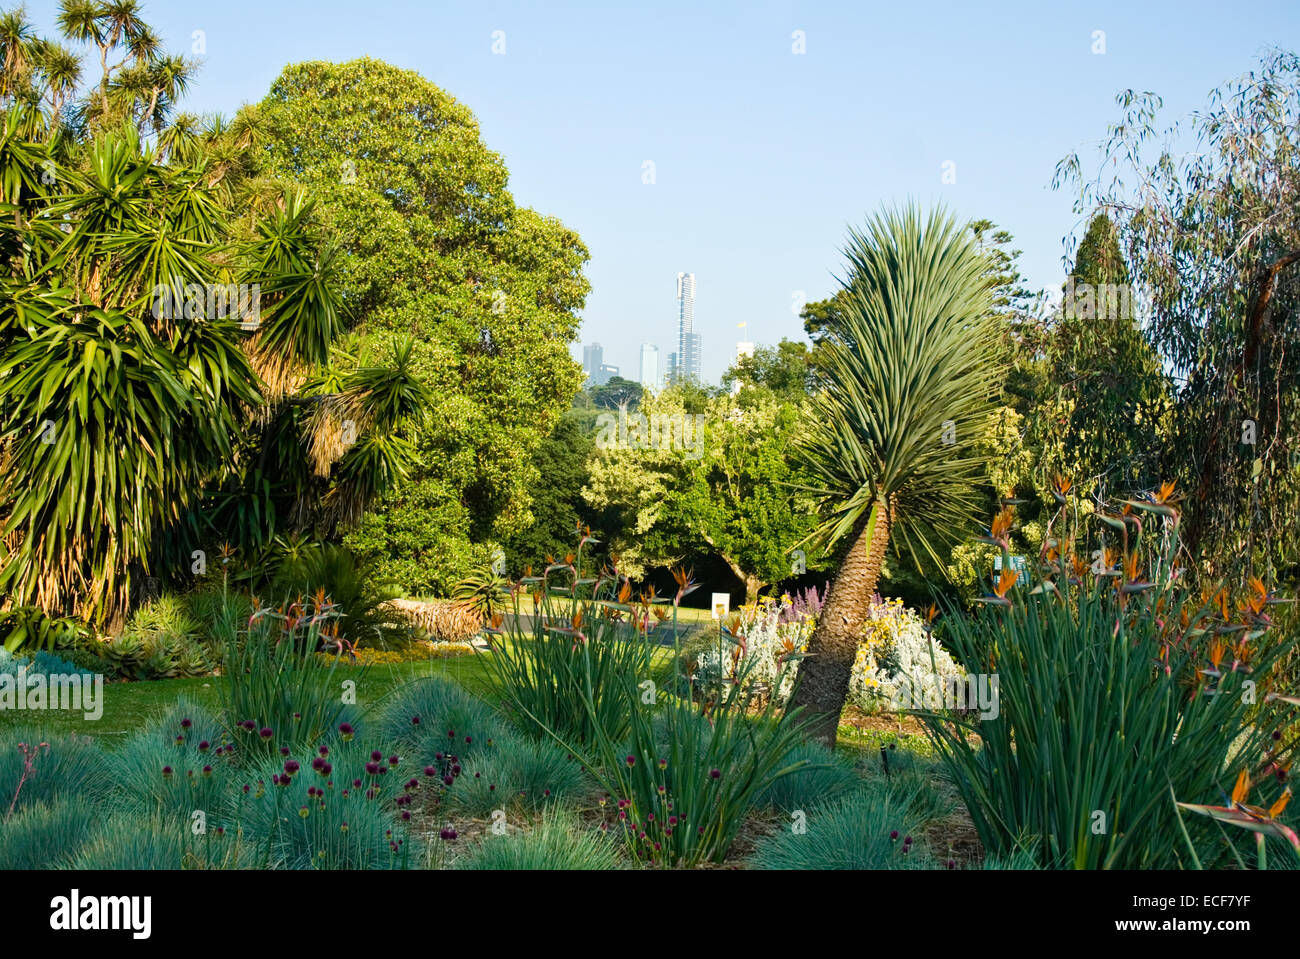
[639,343,659,390]
[675,272,700,383]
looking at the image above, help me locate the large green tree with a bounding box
[251,58,591,594]
[1055,50,1300,584]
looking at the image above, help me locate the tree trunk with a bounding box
[788,500,891,747]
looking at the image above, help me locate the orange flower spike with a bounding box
[1231,768,1251,806]
[990,506,1014,540]
[925,603,939,625]
[1268,789,1292,819]
[994,568,1018,598]
[1209,639,1226,671]
[571,608,584,631]
[524,565,534,578]
[1154,480,1177,505]
[617,580,632,604]
[564,553,576,566]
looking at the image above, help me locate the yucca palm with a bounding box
[789,204,1004,745]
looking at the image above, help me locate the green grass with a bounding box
[0,652,499,744]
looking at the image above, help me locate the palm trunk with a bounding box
[789,499,891,747]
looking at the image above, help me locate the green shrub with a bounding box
[270,544,414,650]
[374,677,509,768]
[458,812,623,870]
[218,593,363,761]
[753,740,861,812]
[230,742,419,869]
[0,799,95,868]
[446,734,590,819]
[921,494,1298,869]
[104,700,239,820]
[0,726,110,814]
[748,777,939,870]
[67,815,190,869]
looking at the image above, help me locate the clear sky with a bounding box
[22,0,1299,383]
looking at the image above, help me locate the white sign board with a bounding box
[710,593,730,619]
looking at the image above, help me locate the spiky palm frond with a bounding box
[796,203,1003,569]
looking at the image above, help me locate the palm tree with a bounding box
[789,204,1004,745]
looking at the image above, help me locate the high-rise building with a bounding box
[582,342,604,384]
[666,352,678,388]
[596,363,620,386]
[674,272,701,383]
[639,343,659,390]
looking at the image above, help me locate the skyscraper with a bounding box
[639,343,659,390]
[582,342,604,386]
[675,272,700,383]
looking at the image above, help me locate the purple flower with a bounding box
[443,775,454,786]
[411,716,420,725]
[709,768,721,779]
[339,722,354,740]
[162,765,173,777]
[371,750,383,762]
[365,762,380,775]
[181,718,192,729]
[424,766,436,777]
[259,727,273,739]
[626,755,636,767]
[280,745,290,756]
[198,740,210,752]
[890,830,899,841]
[388,754,399,767]
[284,760,300,775]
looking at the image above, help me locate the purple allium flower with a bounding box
[435,753,444,762]
[198,740,210,752]
[443,775,454,786]
[447,730,455,739]
[259,727,273,739]
[388,754,399,767]
[489,784,495,792]
[401,811,411,821]
[340,822,349,832]
[626,755,636,766]
[1273,730,1283,741]
[669,816,678,826]
[353,778,362,788]
[202,765,212,777]
[242,784,250,793]
[947,860,957,869]
[319,745,329,757]
[312,758,325,771]
[215,826,225,836]
[339,722,354,740]
[181,718,192,729]
[162,765,173,777]
[241,720,255,730]
[371,750,383,762]
[451,764,461,776]
[411,716,420,725]
[475,772,480,778]
[284,760,300,775]
[709,768,721,779]
[890,830,899,841]
[174,736,184,745]
[465,736,472,744]
[365,761,380,775]
[280,745,290,756]
[544,789,551,797]
[424,766,436,777]
[658,758,668,769]
[904,835,913,845]
[293,712,301,720]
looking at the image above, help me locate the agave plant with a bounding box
[790,204,1003,744]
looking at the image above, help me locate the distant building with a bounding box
[582,342,604,385]
[732,340,755,394]
[674,272,700,383]
[639,343,659,390]
[666,351,678,388]
[595,363,620,386]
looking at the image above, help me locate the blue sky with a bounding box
[23,0,1299,383]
